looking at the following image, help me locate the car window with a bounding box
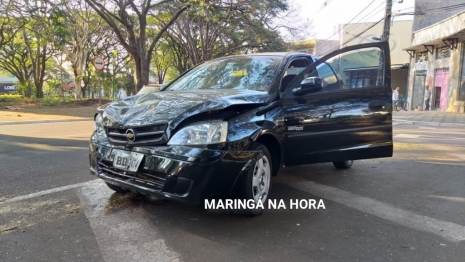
[164,56,282,92]
[284,58,309,77]
[286,63,342,92]
[315,63,340,91]
[280,58,310,92]
[328,47,384,89]
[285,47,384,95]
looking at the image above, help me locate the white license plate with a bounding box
[113,150,144,172]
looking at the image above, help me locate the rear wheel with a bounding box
[105,182,129,193]
[333,160,354,169]
[237,142,272,216]
[395,102,402,111]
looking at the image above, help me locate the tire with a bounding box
[236,142,272,216]
[105,182,129,193]
[333,160,354,169]
[395,102,401,111]
[403,102,409,111]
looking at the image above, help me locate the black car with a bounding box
[89,42,393,216]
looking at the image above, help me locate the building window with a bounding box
[416,51,428,62]
[459,43,465,101]
[345,69,378,88]
[436,46,450,59]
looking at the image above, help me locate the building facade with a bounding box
[405,1,465,112]
[340,20,413,98]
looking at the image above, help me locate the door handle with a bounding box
[299,115,320,123]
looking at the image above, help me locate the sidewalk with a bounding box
[0,106,96,125]
[393,110,465,127]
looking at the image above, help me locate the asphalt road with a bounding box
[1,121,465,262]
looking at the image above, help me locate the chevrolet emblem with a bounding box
[126,129,136,142]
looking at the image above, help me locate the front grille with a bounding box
[97,161,167,190]
[106,123,167,146]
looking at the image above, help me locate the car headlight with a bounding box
[168,121,228,145]
[94,114,106,136]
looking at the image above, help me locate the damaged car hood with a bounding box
[100,89,270,128]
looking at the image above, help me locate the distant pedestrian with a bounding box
[392,87,400,109]
[424,85,431,111]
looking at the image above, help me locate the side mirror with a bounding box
[292,77,323,96]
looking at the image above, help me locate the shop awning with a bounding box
[404,10,465,51]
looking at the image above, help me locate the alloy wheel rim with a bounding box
[252,155,271,204]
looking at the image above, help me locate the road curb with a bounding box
[393,119,465,127]
[0,118,93,125]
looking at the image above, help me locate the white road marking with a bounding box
[394,134,465,141]
[416,136,465,141]
[0,181,94,204]
[428,195,465,203]
[416,161,465,166]
[79,180,180,262]
[394,134,420,138]
[279,176,465,242]
[418,127,437,130]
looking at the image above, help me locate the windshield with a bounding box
[165,56,282,91]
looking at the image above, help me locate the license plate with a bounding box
[113,150,144,172]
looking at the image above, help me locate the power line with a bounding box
[342,1,386,34]
[410,3,465,16]
[318,0,383,43]
[315,0,334,14]
[342,16,385,46]
[393,6,414,12]
[341,6,385,39]
[322,15,385,55]
[423,3,465,12]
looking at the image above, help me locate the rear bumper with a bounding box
[89,141,260,206]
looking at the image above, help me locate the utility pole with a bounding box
[381,0,393,42]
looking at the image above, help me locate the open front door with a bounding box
[281,42,393,166]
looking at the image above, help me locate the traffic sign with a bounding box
[93,56,105,71]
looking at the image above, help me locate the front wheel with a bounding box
[237,142,272,216]
[333,160,354,169]
[403,102,409,111]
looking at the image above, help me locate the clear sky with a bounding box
[291,0,415,40]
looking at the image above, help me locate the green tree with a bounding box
[58,0,119,99]
[12,0,69,98]
[160,0,289,73]
[0,34,33,96]
[0,1,24,50]
[151,40,175,84]
[83,0,190,92]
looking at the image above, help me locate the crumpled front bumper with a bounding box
[89,140,261,206]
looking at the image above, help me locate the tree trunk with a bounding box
[84,0,188,93]
[33,45,47,98]
[73,64,84,100]
[74,49,88,100]
[35,81,44,98]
